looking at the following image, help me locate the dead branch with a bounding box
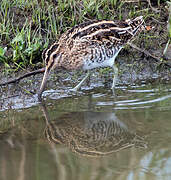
[128,42,171,68]
[0,68,45,86]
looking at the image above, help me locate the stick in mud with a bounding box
[128,43,171,68]
[0,68,45,86]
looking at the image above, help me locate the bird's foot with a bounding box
[37,91,43,101]
[70,82,83,92]
[70,87,79,92]
[111,87,115,95]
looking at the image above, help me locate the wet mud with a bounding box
[0,55,170,111]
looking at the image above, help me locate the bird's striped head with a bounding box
[38,43,61,100]
[42,42,62,72]
[125,16,146,36]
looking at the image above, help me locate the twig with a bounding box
[163,38,170,55]
[128,42,171,68]
[151,17,165,25]
[123,0,160,13]
[0,68,45,86]
[146,0,160,13]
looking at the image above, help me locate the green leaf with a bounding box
[0,47,4,56]
[0,47,7,56]
[4,62,10,68]
[24,43,41,55]
[11,34,24,45]
[167,1,171,38]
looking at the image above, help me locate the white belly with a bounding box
[82,47,123,70]
[82,56,115,70]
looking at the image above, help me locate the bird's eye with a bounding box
[53,54,57,59]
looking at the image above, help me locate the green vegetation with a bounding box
[0,0,170,71]
[163,1,171,55]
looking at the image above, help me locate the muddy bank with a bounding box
[0,54,170,111]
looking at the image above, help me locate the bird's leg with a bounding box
[111,64,118,92]
[71,70,90,92]
[86,73,91,87]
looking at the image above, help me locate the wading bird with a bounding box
[38,16,149,100]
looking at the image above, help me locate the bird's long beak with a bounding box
[38,67,50,101]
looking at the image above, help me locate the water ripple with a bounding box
[116,94,171,107]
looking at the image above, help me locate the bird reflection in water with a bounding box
[41,104,147,157]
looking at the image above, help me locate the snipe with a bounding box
[38,16,149,100]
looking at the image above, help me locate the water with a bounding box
[0,83,171,180]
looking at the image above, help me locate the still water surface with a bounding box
[0,83,171,180]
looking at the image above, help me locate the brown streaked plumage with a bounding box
[41,104,147,157]
[38,16,148,100]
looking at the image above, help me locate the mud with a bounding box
[0,55,170,111]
